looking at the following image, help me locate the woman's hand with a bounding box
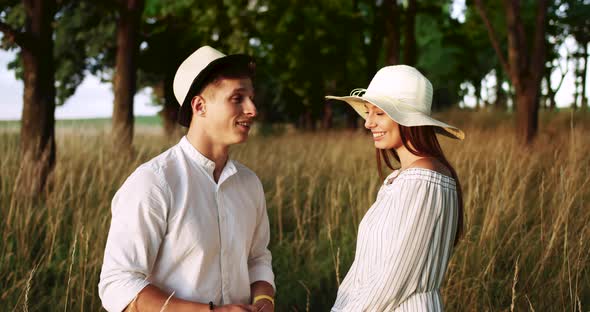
[252,299,274,312]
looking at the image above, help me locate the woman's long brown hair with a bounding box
[376,125,464,246]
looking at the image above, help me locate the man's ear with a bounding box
[191,95,206,116]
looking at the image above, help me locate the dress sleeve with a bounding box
[331,260,358,311]
[344,179,442,311]
[98,168,170,312]
[247,178,276,290]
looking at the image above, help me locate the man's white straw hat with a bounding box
[326,65,464,140]
[173,45,253,127]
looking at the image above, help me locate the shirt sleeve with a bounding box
[343,179,442,311]
[98,167,170,312]
[247,178,276,290]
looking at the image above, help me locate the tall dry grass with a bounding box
[0,111,589,311]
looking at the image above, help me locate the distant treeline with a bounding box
[1,0,589,195]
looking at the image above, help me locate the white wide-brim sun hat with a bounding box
[326,65,464,140]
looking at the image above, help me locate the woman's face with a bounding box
[363,103,402,150]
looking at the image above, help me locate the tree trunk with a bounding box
[403,0,417,66]
[160,101,178,137]
[384,0,400,65]
[322,101,333,129]
[483,81,489,110]
[505,0,546,143]
[582,42,588,110]
[544,66,559,112]
[572,54,581,110]
[495,67,507,111]
[340,4,358,130]
[474,83,481,111]
[16,0,57,197]
[515,85,539,144]
[322,79,336,129]
[549,91,556,111]
[299,109,315,130]
[543,76,552,110]
[475,0,547,144]
[346,110,359,129]
[157,72,179,137]
[364,0,384,82]
[112,0,144,149]
[548,61,567,112]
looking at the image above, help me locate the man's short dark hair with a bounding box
[197,61,256,94]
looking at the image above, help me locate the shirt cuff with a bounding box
[249,264,276,291]
[100,278,150,312]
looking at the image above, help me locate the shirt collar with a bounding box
[179,136,238,185]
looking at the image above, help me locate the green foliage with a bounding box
[54,1,104,105]
[137,1,214,89]
[0,0,117,105]
[458,1,503,92]
[415,4,469,109]
[249,0,366,121]
[1,0,586,125]
[1,2,24,79]
[138,0,389,123]
[565,1,590,46]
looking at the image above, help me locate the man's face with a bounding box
[197,77,257,146]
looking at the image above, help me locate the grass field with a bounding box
[1,111,589,311]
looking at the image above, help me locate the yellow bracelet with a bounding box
[253,295,274,306]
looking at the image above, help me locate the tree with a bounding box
[251,0,359,130]
[138,0,237,136]
[70,0,145,147]
[541,1,569,111]
[495,66,508,111]
[543,62,567,111]
[403,0,417,66]
[413,2,470,111]
[358,0,385,83]
[112,0,145,149]
[475,0,549,144]
[1,0,120,195]
[68,0,146,147]
[384,0,400,65]
[564,0,590,110]
[1,0,56,196]
[457,2,503,112]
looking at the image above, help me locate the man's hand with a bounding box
[250,281,274,312]
[252,298,274,312]
[215,304,256,312]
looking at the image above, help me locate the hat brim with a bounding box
[326,95,465,140]
[178,54,253,127]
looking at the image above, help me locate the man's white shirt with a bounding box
[99,136,275,312]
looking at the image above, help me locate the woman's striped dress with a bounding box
[331,168,459,312]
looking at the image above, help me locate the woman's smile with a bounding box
[372,131,386,140]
